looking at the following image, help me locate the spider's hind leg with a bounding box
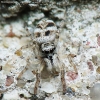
[61,68,66,95]
[33,58,44,95]
[34,71,41,95]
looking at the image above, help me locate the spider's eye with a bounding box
[46,23,55,27]
[36,32,41,37]
[45,30,50,36]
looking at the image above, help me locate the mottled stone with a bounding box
[90,83,100,100]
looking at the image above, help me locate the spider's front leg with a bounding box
[15,42,35,56]
[32,51,44,95]
[15,45,29,57]
[34,71,41,95]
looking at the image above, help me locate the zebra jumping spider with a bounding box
[16,19,67,96]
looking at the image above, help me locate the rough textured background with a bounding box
[0,0,100,100]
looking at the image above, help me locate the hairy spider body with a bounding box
[16,19,67,96]
[33,19,59,71]
[33,19,67,95]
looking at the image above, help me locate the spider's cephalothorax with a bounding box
[33,19,59,70]
[34,19,58,44]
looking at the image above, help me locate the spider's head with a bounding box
[34,19,58,44]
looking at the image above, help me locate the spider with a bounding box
[15,19,76,97]
[32,19,66,94]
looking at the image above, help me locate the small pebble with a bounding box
[67,71,78,80]
[0,66,2,71]
[96,67,100,74]
[87,61,94,71]
[90,83,100,100]
[6,76,14,86]
[92,55,97,66]
[66,87,75,96]
[97,35,100,46]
